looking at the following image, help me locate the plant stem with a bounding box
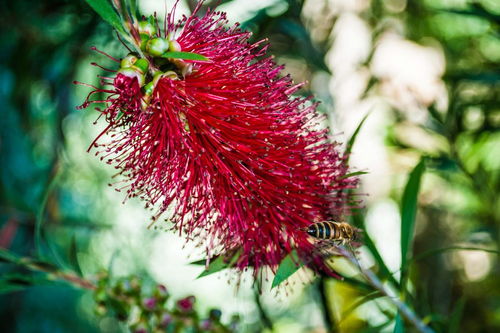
[338,247,434,333]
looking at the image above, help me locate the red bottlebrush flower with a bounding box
[78,2,358,276]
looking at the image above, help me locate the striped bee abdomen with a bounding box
[306,221,356,242]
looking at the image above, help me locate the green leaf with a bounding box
[448,297,466,333]
[341,291,383,318]
[189,258,208,266]
[35,165,62,258]
[84,0,126,34]
[271,250,303,289]
[400,157,426,280]
[0,283,27,294]
[197,251,240,278]
[350,213,401,289]
[393,313,405,333]
[345,112,371,161]
[341,171,368,179]
[161,51,208,61]
[0,248,21,264]
[69,236,83,277]
[411,246,500,263]
[0,274,51,294]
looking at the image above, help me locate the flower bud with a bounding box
[143,81,155,96]
[160,313,173,328]
[131,322,148,333]
[94,303,107,316]
[209,309,222,321]
[131,58,149,74]
[139,33,150,51]
[142,297,157,311]
[138,20,157,36]
[163,71,179,80]
[169,40,182,52]
[154,284,169,300]
[117,68,145,87]
[146,37,169,57]
[120,53,139,69]
[176,296,195,312]
[200,319,213,330]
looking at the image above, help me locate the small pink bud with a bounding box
[177,296,195,312]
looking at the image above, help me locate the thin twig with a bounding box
[338,247,434,333]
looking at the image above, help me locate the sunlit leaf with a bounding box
[400,157,426,280]
[345,112,371,160]
[84,0,126,34]
[161,51,208,61]
[271,250,302,289]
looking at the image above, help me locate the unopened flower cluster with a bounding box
[94,274,239,332]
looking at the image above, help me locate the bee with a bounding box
[305,221,357,244]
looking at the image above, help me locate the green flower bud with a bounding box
[118,67,145,86]
[120,53,139,69]
[169,40,182,52]
[138,20,157,36]
[163,71,178,79]
[143,81,155,96]
[146,37,169,57]
[132,58,149,74]
[140,33,150,51]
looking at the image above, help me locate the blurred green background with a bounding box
[0,0,499,332]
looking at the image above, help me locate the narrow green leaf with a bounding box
[345,112,371,160]
[341,291,383,318]
[0,273,52,294]
[197,251,240,278]
[341,171,368,179]
[271,250,302,289]
[35,166,62,258]
[411,246,499,263]
[365,233,400,288]
[350,213,400,289]
[84,0,126,34]
[448,297,466,333]
[128,0,138,22]
[190,258,208,266]
[400,158,426,278]
[393,313,405,333]
[0,248,21,264]
[0,283,27,294]
[161,51,208,61]
[69,236,83,277]
[25,259,60,273]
